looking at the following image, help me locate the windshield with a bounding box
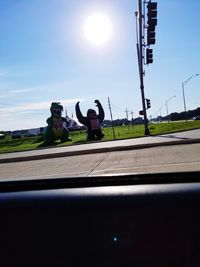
[0,0,200,180]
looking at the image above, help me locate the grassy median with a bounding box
[0,120,200,154]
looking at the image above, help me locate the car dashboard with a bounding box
[0,171,200,267]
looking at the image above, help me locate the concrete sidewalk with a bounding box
[0,129,200,163]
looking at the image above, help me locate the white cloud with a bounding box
[0,98,82,113]
[9,88,36,94]
[1,98,86,131]
[0,87,38,99]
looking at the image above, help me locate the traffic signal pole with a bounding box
[137,0,150,135]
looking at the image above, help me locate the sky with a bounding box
[0,0,200,131]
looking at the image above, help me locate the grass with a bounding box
[149,120,200,135]
[0,120,200,154]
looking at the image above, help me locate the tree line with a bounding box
[156,107,200,121]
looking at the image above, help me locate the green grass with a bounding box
[102,125,144,140]
[0,120,200,154]
[149,120,200,135]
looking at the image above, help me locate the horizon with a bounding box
[4,105,200,133]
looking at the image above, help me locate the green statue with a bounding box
[44,102,71,144]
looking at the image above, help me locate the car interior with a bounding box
[1,171,200,267]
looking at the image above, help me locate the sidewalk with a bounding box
[0,129,200,163]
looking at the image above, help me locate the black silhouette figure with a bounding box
[75,100,105,141]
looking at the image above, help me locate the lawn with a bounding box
[0,120,200,154]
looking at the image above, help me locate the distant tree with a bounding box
[162,107,200,121]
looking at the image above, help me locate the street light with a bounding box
[166,95,176,123]
[182,73,199,122]
[158,104,165,122]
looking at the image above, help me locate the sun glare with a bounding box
[83,14,112,46]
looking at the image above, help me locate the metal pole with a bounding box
[159,107,162,122]
[130,110,134,125]
[138,0,149,135]
[135,12,141,74]
[166,95,176,123]
[166,101,169,123]
[182,82,187,122]
[108,97,116,139]
[125,108,129,121]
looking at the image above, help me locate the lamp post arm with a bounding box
[183,74,199,86]
[182,73,199,123]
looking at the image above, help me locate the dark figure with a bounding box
[75,100,105,141]
[44,102,71,144]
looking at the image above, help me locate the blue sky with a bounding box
[0,0,200,131]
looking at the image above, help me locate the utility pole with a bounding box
[125,108,129,121]
[130,110,134,120]
[135,0,158,135]
[166,95,176,123]
[108,97,116,139]
[136,0,149,135]
[130,110,134,125]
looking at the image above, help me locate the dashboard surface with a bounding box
[0,172,200,267]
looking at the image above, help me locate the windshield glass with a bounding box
[0,0,200,180]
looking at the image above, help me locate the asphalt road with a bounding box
[0,143,200,180]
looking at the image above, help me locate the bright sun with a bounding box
[84,14,112,46]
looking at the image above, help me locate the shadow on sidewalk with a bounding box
[154,134,190,140]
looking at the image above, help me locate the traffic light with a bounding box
[147,2,157,45]
[146,99,151,109]
[139,110,144,116]
[146,48,153,64]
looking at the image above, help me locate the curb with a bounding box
[0,138,200,164]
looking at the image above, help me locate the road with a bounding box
[0,143,200,180]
